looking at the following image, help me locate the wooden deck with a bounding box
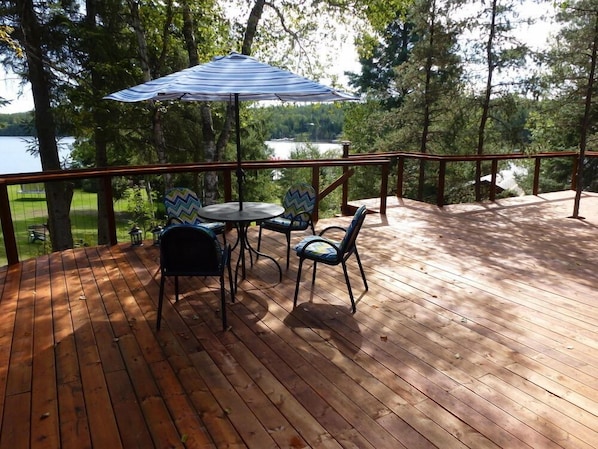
[1,190,598,449]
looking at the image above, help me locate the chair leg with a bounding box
[293,258,305,307]
[311,261,317,285]
[174,276,179,302]
[227,258,235,304]
[285,232,291,270]
[220,274,227,331]
[256,225,263,260]
[341,261,357,313]
[157,276,165,330]
[354,249,368,291]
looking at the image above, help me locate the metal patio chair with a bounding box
[157,225,234,331]
[257,182,317,269]
[293,205,368,313]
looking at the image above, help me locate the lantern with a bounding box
[151,225,163,246]
[129,225,143,247]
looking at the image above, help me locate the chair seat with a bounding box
[193,220,225,233]
[294,236,341,263]
[262,216,310,231]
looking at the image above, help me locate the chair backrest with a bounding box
[160,225,222,276]
[281,182,317,225]
[164,187,203,225]
[338,205,367,255]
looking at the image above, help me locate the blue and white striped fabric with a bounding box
[105,53,357,103]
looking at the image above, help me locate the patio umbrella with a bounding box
[105,52,357,210]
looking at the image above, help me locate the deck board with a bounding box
[1,190,598,448]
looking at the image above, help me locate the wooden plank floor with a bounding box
[1,190,597,449]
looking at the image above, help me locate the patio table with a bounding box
[197,201,284,288]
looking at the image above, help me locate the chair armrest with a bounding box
[319,225,346,236]
[296,237,341,258]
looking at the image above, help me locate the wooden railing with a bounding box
[3,146,597,266]
[347,149,598,207]
[0,156,390,266]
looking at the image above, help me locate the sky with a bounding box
[0,43,360,114]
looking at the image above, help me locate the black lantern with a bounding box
[129,225,143,247]
[151,225,163,246]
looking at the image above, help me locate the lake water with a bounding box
[0,137,340,175]
[0,136,74,175]
[265,140,341,159]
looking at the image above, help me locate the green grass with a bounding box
[0,184,147,265]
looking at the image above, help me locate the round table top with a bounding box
[197,201,284,223]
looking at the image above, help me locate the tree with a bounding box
[540,0,598,216]
[464,0,533,199]
[1,0,75,250]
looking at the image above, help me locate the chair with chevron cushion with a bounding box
[293,205,368,313]
[164,187,226,240]
[257,182,317,269]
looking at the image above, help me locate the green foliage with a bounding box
[123,183,158,231]
[0,112,34,135]
[255,103,348,141]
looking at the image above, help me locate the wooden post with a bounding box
[533,158,541,195]
[490,159,498,202]
[312,165,320,223]
[380,162,388,215]
[224,170,232,203]
[397,156,404,199]
[0,184,19,265]
[341,142,350,215]
[437,160,446,208]
[102,176,118,245]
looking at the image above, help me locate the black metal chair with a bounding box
[157,224,234,331]
[257,182,317,269]
[293,205,368,313]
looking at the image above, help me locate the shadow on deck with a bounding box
[1,190,598,449]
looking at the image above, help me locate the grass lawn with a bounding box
[1,184,147,265]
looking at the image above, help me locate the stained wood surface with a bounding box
[1,190,597,449]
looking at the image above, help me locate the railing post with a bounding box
[490,159,498,202]
[437,160,446,208]
[102,176,118,245]
[533,157,542,195]
[475,160,482,202]
[0,184,19,265]
[224,169,232,203]
[341,142,350,215]
[312,165,320,223]
[417,159,425,201]
[380,162,388,214]
[397,156,404,198]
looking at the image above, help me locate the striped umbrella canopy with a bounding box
[105,53,357,209]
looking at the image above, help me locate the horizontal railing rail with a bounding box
[347,149,598,207]
[0,157,391,266]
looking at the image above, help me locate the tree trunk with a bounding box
[476,0,498,201]
[181,0,218,202]
[572,11,598,218]
[17,0,73,251]
[85,0,111,244]
[128,0,169,168]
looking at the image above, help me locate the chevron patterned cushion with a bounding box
[164,188,225,234]
[294,236,340,263]
[281,182,316,224]
[164,187,204,225]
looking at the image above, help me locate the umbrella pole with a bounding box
[235,93,243,211]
